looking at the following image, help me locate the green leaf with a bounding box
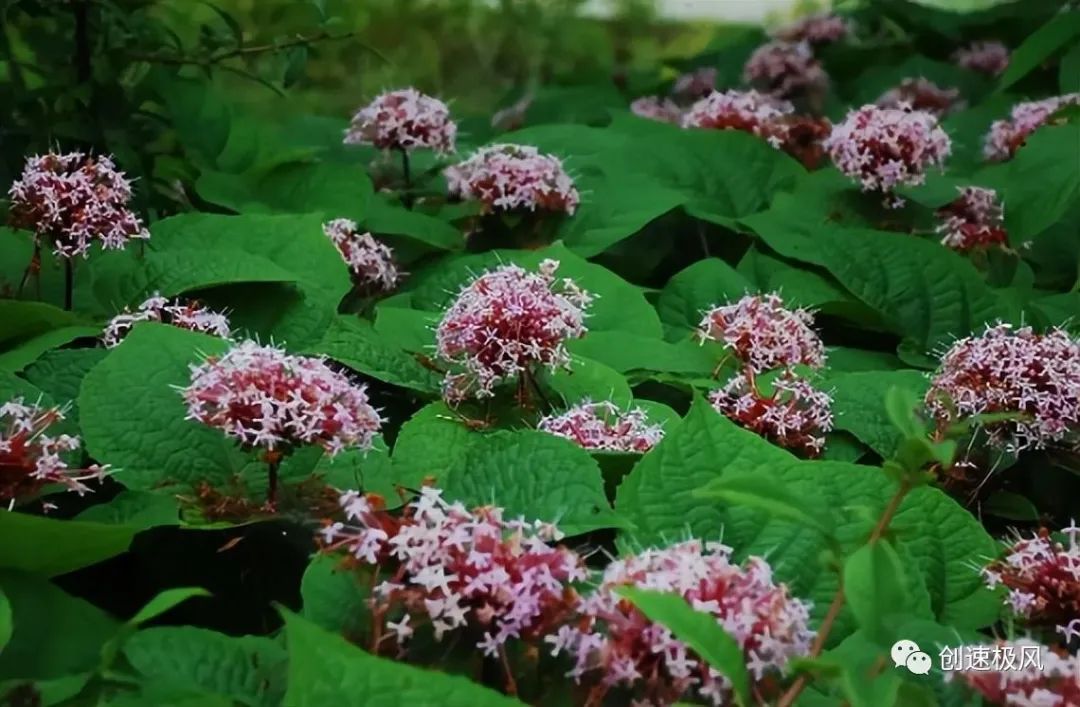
[78,323,250,491]
[559,170,685,257]
[604,114,805,225]
[390,402,481,495]
[75,491,181,530]
[363,199,463,251]
[827,371,931,458]
[0,571,119,681]
[196,161,373,221]
[148,213,352,347]
[998,10,1080,91]
[656,258,753,339]
[89,248,297,310]
[618,587,751,707]
[444,430,617,536]
[695,472,834,537]
[122,627,287,707]
[280,609,519,707]
[844,541,926,642]
[0,301,83,348]
[300,555,370,639]
[22,349,108,426]
[0,326,98,373]
[404,243,663,338]
[982,491,1041,521]
[616,399,998,643]
[1061,41,1080,93]
[309,316,442,394]
[129,588,210,627]
[0,512,134,577]
[993,125,1080,242]
[0,588,11,653]
[566,333,718,376]
[538,355,633,408]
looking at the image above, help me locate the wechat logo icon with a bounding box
[892,639,933,675]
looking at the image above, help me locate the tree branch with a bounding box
[126,31,357,68]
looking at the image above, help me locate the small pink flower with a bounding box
[984,94,1080,161]
[630,96,683,124]
[947,639,1079,706]
[538,400,665,453]
[322,218,401,292]
[771,13,850,45]
[824,104,951,204]
[344,88,457,154]
[710,371,833,457]
[103,294,231,349]
[182,341,382,456]
[8,151,149,258]
[876,78,963,117]
[743,40,828,99]
[435,260,592,402]
[1,397,108,504]
[672,67,718,100]
[320,487,585,655]
[982,526,1080,633]
[925,324,1080,453]
[547,540,814,705]
[952,40,1010,77]
[444,144,579,215]
[935,186,1008,252]
[697,293,825,372]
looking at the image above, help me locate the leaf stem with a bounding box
[775,480,913,707]
[125,31,357,67]
[63,258,73,311]
[399,148,414,209]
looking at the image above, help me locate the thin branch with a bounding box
[126,31,358,68]
[775,480,914,707]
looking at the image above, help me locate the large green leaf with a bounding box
[826,370,932,459]
[0,326,98,373]
[309,316,442,394]
[656,259,753,339]
[538,355,633,408]
[0,571,119,681]
[991,125,1080,242]
[21,349,109,427]
[280,610,519,707]
[78,323,251,490]
[122,627,287,707]
[148,213,352,347]
[300,555,370,639]
[196,161,373,219]
[0,512,134,577]
[997,10,1080,91]
[444,430,618,536]
[404,243,663,338]
[390,402,481,495]
[616,399,998,643]
[844,541,926,643]
[566,333,717,376]
[558,170,685,257]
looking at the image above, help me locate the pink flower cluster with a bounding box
[182,341,382,455]
[710,372,834,457]
[771,12,850,45]
[949,639,1079,707]
[8,151,149,258]
[322,218,401,292]
[681,90,794,140]
[743,41,828,99]
[824,104,951,203]
[1,397,108,504]
[935,186,1008,252]
[925,324,1080,453]
[876,77,963,117]
[102,294,231,349]
[435,260,592,402]
[982,525,1080,633]
[630,96,684,124]
[320,487,585,656]
[984,94,1080,162]
[546,540,814,706]
[952,40,1010,77]
[672,67,718,101]
[444,144,580,215]
[537,399,665,453]
[344,88,457,154]
[697,293,826,373]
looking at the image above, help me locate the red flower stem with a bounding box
[498,645,518,696]
[16,244,40,299]
[266,457,280,508]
